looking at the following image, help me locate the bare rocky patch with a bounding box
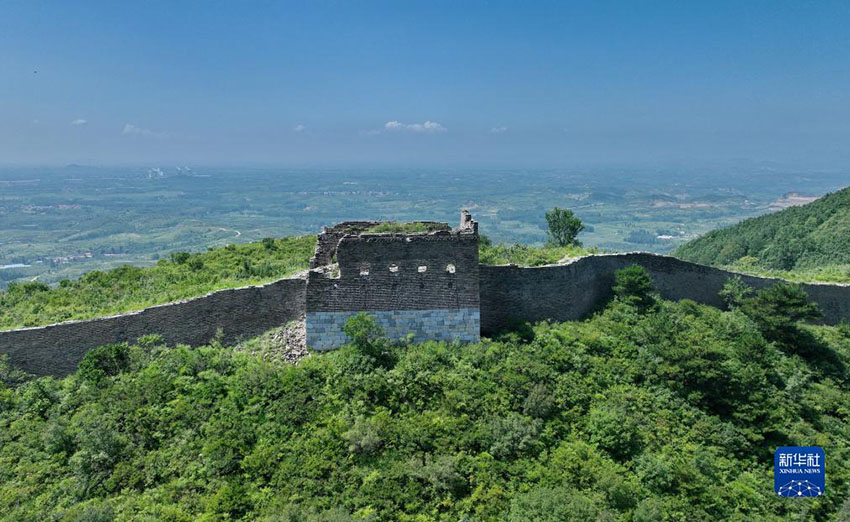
[236,315,309,364]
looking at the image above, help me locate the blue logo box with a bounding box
[774,446,825,497]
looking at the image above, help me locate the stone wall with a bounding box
[6,248,850,378]
[306,217,481,350]
[309,220,452,268]
[308,233,480,312]
[307,308,480,350]
[0,277,307,377]
[310,221,380,268]
[480,253,850,333]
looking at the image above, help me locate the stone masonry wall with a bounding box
[310,221,380,269]
[307,308,480,350]
[0,277,307,377]
[308,233,480,313]
[306,221,481,350]
[6,248,850,377]
[480,253,850,334]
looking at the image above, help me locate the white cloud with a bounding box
[70,119,87,126]
[121,123,168,138]
[489,126,508,134]
[293,124,306,132]
[384,120,447,133]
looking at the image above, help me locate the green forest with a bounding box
[1,268,847,521]
[675,187,850,282]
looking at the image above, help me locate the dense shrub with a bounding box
[77,343,133,384]
[738,282,822,347]
[613,265,656,311]
[0,291,847,520]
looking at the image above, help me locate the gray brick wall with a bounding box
[5,249,850,378]
[0,277,307,377]
[480,253,850,333]
[304,221,481,350]
[307,233,480,313]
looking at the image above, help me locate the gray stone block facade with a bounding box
[306,308,480,350]
[304,210,481,350]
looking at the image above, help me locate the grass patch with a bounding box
[0,236,316,330]
[479,239,596,266]
[364,221,450,234]
[719,262,850,284]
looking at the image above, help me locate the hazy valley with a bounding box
[2,164,848,288]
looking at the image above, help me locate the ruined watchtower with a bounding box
[305,211,480,349]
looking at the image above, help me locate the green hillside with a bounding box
[1,270,848,520]
[675,187,850,281]
[0,236,316,330]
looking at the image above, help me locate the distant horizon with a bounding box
[2,157,850,172]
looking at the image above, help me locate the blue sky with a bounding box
[2,1,849,166]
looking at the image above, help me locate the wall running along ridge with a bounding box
[480,252,850,334]
[0,277,306,377]
[3,223,850,377]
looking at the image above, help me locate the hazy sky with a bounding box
[2,1,849,166]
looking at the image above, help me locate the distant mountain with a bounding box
[675,187,850,271]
